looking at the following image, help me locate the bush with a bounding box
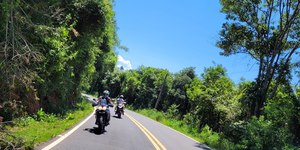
[199,125,220,147]
[16,116,36,127]
[223,120,247,144]
[34,108,58,122]
[239,117,293,150]
[183,112,199,129]
[165,104,179,119]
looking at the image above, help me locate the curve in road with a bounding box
[36,95,210,150]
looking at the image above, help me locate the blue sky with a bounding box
[114,0,259,83]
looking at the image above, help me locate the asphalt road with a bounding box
[35,94,210,150]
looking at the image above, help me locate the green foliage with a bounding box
[0,1,119,148]
[36,108,46,121]
[218,0,300,117]
[4,100,93,149]
[165,104,179,119]
[105,61,300,148]
[113,60,300,149]
[2,1,300,149]
[133,107,234,150]
[142,109,163,121]
[165,67,196,117]
[65,112,75,120]
[240,117,293,150]
[109,66,172,110]
[199,125,220,147]
[0,0,119,119]
[0,0,44,120]
[265,86,294,127]
[0,128,24,150]
[186,65,240,131]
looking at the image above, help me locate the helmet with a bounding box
[103,90,110,95]
[120,95,124,98]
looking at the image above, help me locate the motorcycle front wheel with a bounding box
[98,116,105,133]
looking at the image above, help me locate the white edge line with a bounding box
[41,112,94,150]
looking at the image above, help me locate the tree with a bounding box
[167,67,196,117]
[217,0,300,117]
[186,65,238,131]
[90,50,117,96]
[0,0,48,119]
[120,70,140,105]
[100,68,125,98]
[0,0,119,118]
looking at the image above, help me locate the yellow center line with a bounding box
[125,114,167,150]
[130,117,167,150]
[126,114,160,150]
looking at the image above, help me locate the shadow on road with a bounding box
[194,143,211,150]
[84,127,106,135]
[112,115,122,119]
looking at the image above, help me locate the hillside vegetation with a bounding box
[1,0,300,149]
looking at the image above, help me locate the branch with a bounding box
[275,0,300,53]
[247,49,260,61]
[270,41,300,99]
[268,0,300,79]
[257,55,264,85]
[279,0,284,32]
[10,1,15,59]
[266,0,274,38]
[4,15,9,59]
[18,4,34,26]
[0,138,16,150]
[284,41,300,65]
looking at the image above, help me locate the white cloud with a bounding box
[117,55,132,70]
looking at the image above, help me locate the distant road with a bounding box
[35,94,210,150]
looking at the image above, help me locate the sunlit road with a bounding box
[35,94,210,150]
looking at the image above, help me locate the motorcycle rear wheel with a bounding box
[117,111,121,118]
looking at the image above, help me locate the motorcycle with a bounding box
[92,98,112,133]
[115,103,125,118]
[95,104,108,132]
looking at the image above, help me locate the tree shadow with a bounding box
[194,143,211,150]
[84,127,106,135]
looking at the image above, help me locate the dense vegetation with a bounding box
[0,0,118,148]
[0,0,117,119]
[97,2,300,145]
[2,101,93,149]
[1,0,300,149]
[104,65,300,149]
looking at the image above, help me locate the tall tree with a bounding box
[217,0,300,117]
[0,0,119,119]
[0,0,45,119]
[167,67,196,117]
[186,65,238,130]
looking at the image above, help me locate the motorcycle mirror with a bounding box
[91,100,97,106]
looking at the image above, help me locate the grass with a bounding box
[2,100,93,149]
[131,108,300,150]
[135,109,203,142]
[132,108,235,150]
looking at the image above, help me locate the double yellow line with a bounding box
[125,114,167,150]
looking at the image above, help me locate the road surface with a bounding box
[35,94,210,150]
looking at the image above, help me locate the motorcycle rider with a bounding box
[96,90,113,125]
[115,95,126,114]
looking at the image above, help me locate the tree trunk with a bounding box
[154,74,168,109]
